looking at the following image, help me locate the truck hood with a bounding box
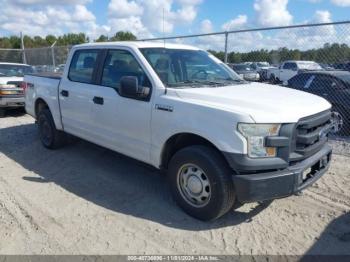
[174,82,331,123]
[0,76,23,85]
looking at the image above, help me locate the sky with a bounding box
[0,0,349,50]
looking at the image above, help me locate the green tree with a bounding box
[110,31,137,41]
[95,35,109,42]
[45,35,57,46]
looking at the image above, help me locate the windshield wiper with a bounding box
[167,79,246,88]
[167,80,219,88]
[221,78,247,84]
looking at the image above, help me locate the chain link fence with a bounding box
[141,21,350,141]
[0,21,349,143]
[0,45,72,73]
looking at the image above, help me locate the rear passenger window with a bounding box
[101,50,151,89]
[283,63,291,69]
[283,63,297,70]
[68,50,99,84]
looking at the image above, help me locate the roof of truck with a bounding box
[283,60,318,63]
[76,41,200,50]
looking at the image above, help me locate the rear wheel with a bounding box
[0,109,5,118]
[37,108,66,149]
[168,145,235,221]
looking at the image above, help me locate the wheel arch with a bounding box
[34,97,63,130]
[160,132,230,170]
[35,97,50,118]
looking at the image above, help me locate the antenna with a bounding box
[162,7,165,47]
[162,7,167,95]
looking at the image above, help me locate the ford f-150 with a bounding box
[25,42,334,220]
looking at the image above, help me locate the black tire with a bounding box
[269,74,276,84]
[37,108,66,149]
[0,108,6,118]
[332,105,350,136]
[168,145,235,221]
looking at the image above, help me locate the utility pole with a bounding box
[51,40,57,69]
[224,32,228,63]
[20,32,27,64]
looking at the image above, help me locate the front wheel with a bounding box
[269,74,276,84]
[168,145,235,221]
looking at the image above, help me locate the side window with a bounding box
[309,75,332,90]
[68,50,99,84]
[283,63,291,69]
[101,50,151,89]
[140,51,176,85]
[291,63,297,70]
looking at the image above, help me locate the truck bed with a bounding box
[24,73,63,130]
[26,72,62,80]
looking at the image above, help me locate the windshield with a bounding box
[298,62,323,70]
[257,62,270,67]
[0,64,34,77]
[338,73,350,86]
[140,48,243,88]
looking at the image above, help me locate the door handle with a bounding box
[60,90,69,97]
[93,96,104,105]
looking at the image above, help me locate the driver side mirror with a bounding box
[119,76,150,100]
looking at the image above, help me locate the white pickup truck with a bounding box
[25,42,334,220]
[267,60,323,84]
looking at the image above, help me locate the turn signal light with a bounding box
[266,147,277,157]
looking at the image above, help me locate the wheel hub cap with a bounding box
[187,175,203,194]
[177,164,211,207]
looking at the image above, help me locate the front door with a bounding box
[88,48,153,163]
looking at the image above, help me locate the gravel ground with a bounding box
[0,110,349,255]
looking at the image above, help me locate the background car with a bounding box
[334,62,350,72]
[229,63,260,81]
[287,70,350,136]
[54,64,66,73]
[248,62,277,81]
[267,61,323,84]
[320,63,334,70]
[0,63,34,117]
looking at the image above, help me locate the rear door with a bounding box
[59,49,100,140]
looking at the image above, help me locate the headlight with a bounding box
[238,123,281,158]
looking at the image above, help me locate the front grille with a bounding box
[290,110,332,162]
[1,81,24,96]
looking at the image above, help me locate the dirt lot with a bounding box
[0,110,349,255]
